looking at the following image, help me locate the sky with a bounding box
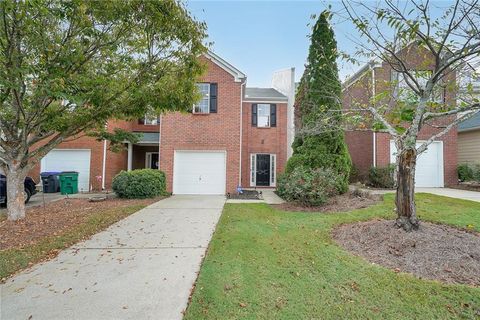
[186,0,454,88]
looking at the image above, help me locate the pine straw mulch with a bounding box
[332,219,480,286]
[0,197,161,251]
[272,191,383,213]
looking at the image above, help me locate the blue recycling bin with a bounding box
[40,172,61,193]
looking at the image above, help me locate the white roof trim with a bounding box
[204,51,246,82]
[342,60,381,91]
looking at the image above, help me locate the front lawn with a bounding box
[185,194,480,319]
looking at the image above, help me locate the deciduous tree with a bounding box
[0,0,207,220]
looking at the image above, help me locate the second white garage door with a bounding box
[41,149,91,192]
[173,151,226,195]
[390,141,444,187]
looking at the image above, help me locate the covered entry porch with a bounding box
[126,132,160,171]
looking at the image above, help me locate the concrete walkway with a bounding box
[358,186,480,203]
[1,195,225,320]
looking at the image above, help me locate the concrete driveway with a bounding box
[416,187,480,203]
[1,195,225,320]
[362,186,480,203]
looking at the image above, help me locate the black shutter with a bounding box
[252,104,257,126]
[270,104,277,127]
[209,83,217,113]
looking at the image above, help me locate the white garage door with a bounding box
[173,151,226,195]
[41,149,91,191]
[390,141,444,187]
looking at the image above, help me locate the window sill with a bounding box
[192,113,211,116]
[255,126,272,129]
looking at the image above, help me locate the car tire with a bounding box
[24,188,32,204]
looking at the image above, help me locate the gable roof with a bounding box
[204,51,246,82]
[459,111,480,132]
[244,87,288,102]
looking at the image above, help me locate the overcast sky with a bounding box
[186,0,454,87]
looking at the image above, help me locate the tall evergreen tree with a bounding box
[286,10,351,192]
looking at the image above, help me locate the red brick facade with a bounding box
[241,102,288,187]
[342,45,458,186]
[29,54,289,194]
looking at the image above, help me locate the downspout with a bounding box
[102,140,107,190]
[101,122,108,190]
[239,80,246,187]
[371,65,377,167]
[158,113,162,170]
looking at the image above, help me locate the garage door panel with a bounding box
[390,141,443,187]
[41,149,91,191]
[173,151,226,195]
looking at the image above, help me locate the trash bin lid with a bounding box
[41,171,61,175]
[60,171,79,174]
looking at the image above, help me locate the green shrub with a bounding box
[458,163,474,182]
[368,165,395,189]
[276,166,343,206]
[112,169,167,199]
[472,164,480,182]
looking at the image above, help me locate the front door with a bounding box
[256,154,270,186]
[146,152,159,169]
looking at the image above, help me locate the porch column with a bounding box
[127,143,133,171]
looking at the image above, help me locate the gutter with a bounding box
[372,65,377,167]
[102,139,107,190]
[239,81,246,187]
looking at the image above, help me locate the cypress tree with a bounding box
[286,10,351,192]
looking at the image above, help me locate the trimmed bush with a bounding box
[112,169,167,199]
[368,165,395,189]
[458,163,474,182]
[472,164,480,182]
[276,166,343,206]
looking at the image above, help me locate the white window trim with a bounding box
[256,103,271,128]
[250,153,276,187]
[144,115,159,126]
[270,154,276,187]
[250,154,256,187]
[145,152,159,169]
[193,83,211,114]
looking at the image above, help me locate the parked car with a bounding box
[0,174,37,207]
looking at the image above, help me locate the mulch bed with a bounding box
[333,220,480,286]
[0,197,160,251]
[272,191,382,213]
[227,190,261,200]
[449,182,480,192]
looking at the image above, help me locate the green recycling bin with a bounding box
[59,171,79,195]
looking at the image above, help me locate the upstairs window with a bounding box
[139,114,159,125]
[257,104,271,127]
[252,103,276,127]
[193,83,210,113]
[139,114,160,126]
[391,70,444,103]
[193,83,217,114]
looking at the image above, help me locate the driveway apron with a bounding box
[1,195,225,320]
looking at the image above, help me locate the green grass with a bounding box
[0,203,148,279]
[185,194,480,319]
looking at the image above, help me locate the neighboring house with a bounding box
[458,112,480,165]
[342,45,458,187]
[457,61,480,165]
[30,52,295,195]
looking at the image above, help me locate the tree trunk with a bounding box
[6,165,27,221]
[395,148,419,231]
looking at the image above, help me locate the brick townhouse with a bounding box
[342,44,458,187]
[30,52,296,195]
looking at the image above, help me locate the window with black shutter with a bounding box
[270,104,276,127]
[209,83,217,113]
[254,104,273,128]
